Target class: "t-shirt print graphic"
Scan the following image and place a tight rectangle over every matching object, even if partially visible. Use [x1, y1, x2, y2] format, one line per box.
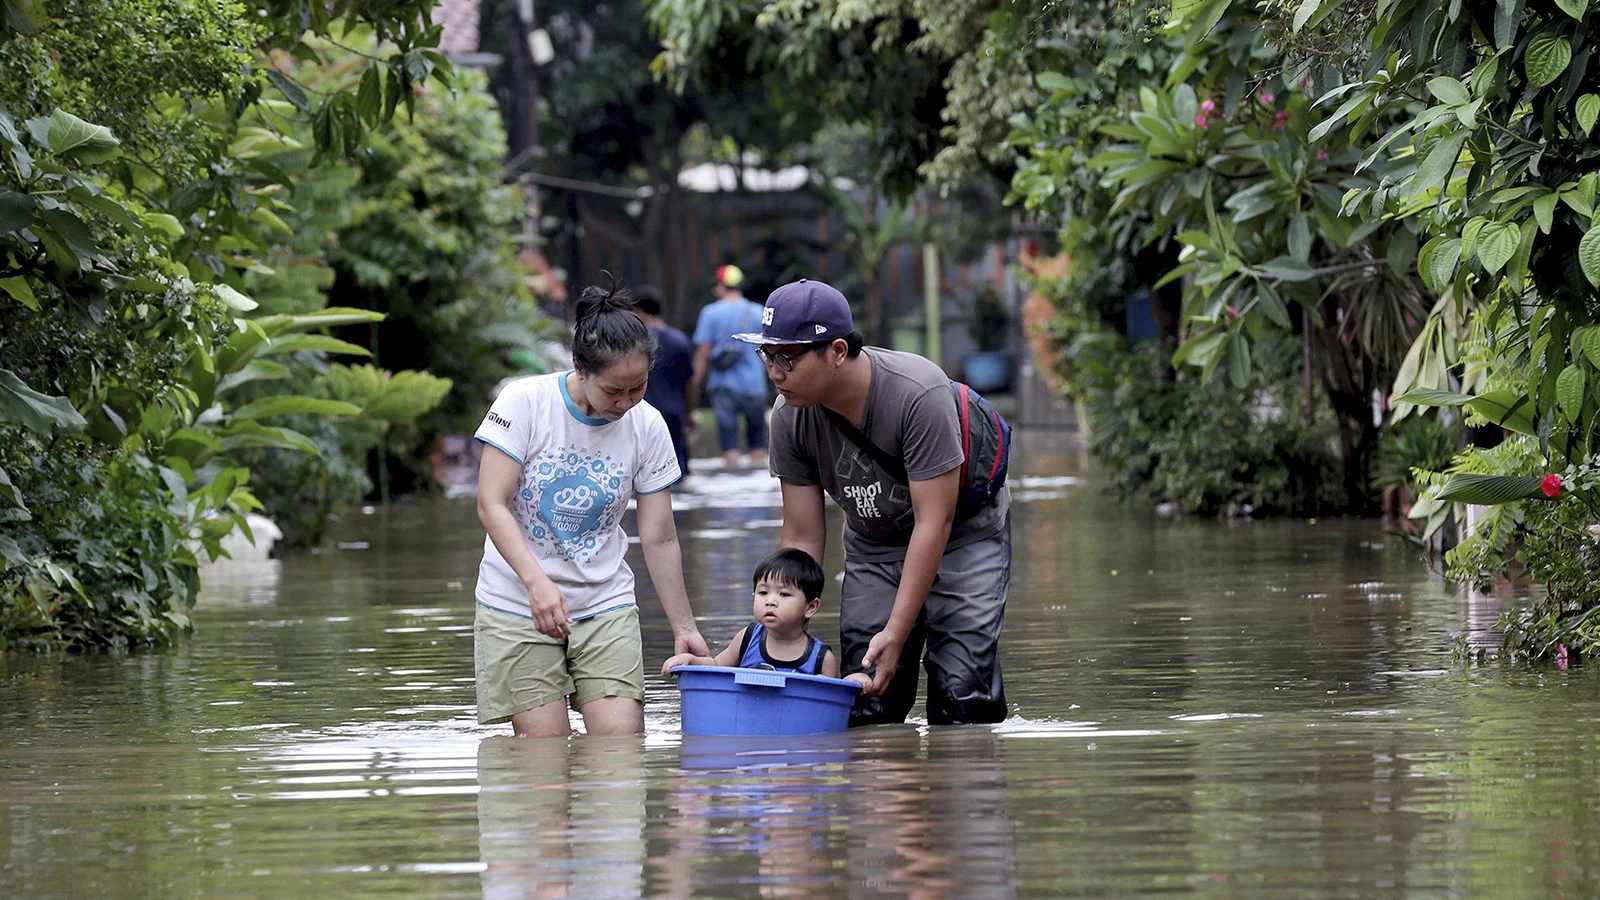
[833, 443, 908, 521]
[518, 444, 625, 562]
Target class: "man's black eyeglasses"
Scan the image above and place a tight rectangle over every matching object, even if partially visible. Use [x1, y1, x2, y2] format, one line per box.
[756, 343, 823, 371]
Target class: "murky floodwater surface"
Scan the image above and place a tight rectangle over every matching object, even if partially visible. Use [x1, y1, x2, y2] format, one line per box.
[3, 433, 1596, 898]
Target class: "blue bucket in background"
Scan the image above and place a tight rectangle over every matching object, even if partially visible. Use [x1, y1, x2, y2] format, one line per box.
[673, 666, 861, 736]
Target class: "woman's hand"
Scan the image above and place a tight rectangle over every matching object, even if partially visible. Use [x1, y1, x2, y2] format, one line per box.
[659, 652, 700, 677]
[524, 575, 572, 639]
[673, 629, 711, 658]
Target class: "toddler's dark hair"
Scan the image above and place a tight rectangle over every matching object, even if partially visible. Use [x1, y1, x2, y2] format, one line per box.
[572, 272, 655, 374]
[752, 547, 825, 603]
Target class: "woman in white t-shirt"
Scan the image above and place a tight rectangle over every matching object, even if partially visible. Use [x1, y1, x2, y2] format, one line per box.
[473, 280, 710, 737]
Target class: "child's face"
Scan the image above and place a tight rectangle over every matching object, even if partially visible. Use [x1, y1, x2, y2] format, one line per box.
[751, 576, 818, 632]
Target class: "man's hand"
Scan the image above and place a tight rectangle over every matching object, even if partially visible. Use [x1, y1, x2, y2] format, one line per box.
[525, 577, 571, 639]
[842, 673, 873, 690]
[859, 629, 907, 697]
[674, 629, 711, 658]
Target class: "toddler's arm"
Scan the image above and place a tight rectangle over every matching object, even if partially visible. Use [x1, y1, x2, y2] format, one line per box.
[823, 649, 870, 687]
[660, 627, 747, 677]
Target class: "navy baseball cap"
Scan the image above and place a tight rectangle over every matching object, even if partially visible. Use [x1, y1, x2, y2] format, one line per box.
[733, 279, 854, 345]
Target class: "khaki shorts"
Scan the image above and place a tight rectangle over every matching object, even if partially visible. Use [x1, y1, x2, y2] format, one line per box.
[474, 603, 645, 724]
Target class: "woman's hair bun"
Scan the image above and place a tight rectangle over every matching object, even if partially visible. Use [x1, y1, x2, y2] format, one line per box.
[574, 271, 635, 324]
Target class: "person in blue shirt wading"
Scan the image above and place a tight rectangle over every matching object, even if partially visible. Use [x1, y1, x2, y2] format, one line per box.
[691, 264, 769, 469]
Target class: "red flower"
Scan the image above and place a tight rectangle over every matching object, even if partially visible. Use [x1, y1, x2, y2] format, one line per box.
[1542, 474, 1562, 498]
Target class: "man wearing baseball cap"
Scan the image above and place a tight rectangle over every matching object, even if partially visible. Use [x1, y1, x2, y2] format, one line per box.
[691, 264, 769, 468]
[736, 278, 1011, 726]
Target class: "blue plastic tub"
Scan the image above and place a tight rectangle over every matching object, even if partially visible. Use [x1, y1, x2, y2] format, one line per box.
[672, 665, 862, 736]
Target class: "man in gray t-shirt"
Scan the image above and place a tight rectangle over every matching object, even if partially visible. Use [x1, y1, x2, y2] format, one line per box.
[733, 279, 1010, 726]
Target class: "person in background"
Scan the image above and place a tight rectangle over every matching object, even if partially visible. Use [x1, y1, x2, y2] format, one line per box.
[473, 278, 709, 738]
[691, 264, 769, 469]
[633, 286, 694, 485]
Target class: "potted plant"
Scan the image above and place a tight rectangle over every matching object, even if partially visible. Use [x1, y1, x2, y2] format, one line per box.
[961, 284, 1012, 392]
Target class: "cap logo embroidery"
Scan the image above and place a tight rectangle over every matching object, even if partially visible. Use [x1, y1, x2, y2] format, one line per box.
[814, 324, 827, 334]
[762, 307, 775, 326]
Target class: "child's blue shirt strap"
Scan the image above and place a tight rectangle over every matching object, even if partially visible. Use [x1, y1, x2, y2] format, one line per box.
[736, 622, 827, 675]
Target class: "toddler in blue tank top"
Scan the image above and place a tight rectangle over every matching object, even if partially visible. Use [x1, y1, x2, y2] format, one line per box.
[662, 548, 870, 684]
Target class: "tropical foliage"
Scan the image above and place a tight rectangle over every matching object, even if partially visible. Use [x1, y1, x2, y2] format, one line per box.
[0, 1, 470, 649]
[650, 0, 1600, 660]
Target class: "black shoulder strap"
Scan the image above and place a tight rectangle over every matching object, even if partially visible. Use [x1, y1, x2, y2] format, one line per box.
[737, 623, 758, 661]
[820, 407, 909, 485]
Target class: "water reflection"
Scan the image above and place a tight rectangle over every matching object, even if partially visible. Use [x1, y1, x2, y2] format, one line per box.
[10, 432, 1600, 896]
[477, 736, 647, 898]
[843, 728, 1016, 900]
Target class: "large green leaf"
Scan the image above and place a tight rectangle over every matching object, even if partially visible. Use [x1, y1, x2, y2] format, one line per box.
[1475, 222, 1519, 274]
[1173, 329, 1226, 368]
[44, 110, 120, 164]
[1258, 256, 1316, 281]
[1226, 333, 1251, 388]
[215, 359, 289, 396]
[36, 208, 99, 268]
[1555, 0, 1589, 19]
[1533, 192, 1559, 233]
[1419, 237, 1462, 291]
[1035, 71, 1072, 93]
[216, 423, 321, 456]
[279, 307, 385, 333]
[1254, 281, 1291, 328]
[1578, 94, 1600, 137]
[1580, 226, 1600, 287]
[1525, 33, 1572, 89]
[0, 190, 34, 232]
[0, 463, 23, 510]
[1395, 389, 1472, 407]
[259, 334, 371, 357]
[265, 69, 311, 113]
[229, 395, 362, 421]
[1426, 76, 1470, 106]
[1, 0, 49, 35]
[1582, 329, 1600, 370]
[1409, 132, 1467, 197]
[1556, 365, 1586, 423]
[1435, 474, 1548, 505]
[0, 275, 36, 310]
[361, 371, 453, 423]
[1287, 214, 1312, 262]
[209, 284, 258, 312]
[1465, 390, 1537, 435]
[0, 368, 86, 435]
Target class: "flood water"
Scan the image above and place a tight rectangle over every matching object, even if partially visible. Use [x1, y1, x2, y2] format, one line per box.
[4, 430, 1597, 898]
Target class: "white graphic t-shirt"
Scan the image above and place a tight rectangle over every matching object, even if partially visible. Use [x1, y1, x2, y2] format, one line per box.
[473, 372, 681, 620]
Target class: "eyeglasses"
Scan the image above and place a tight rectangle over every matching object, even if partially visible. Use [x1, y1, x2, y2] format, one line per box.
[756, 343, 821, 371]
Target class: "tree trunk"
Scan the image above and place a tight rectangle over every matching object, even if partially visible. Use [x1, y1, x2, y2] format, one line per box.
[1315, 324, 1382, 516]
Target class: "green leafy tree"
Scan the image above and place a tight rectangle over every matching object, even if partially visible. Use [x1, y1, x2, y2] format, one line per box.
[0, 1, 463, 649]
